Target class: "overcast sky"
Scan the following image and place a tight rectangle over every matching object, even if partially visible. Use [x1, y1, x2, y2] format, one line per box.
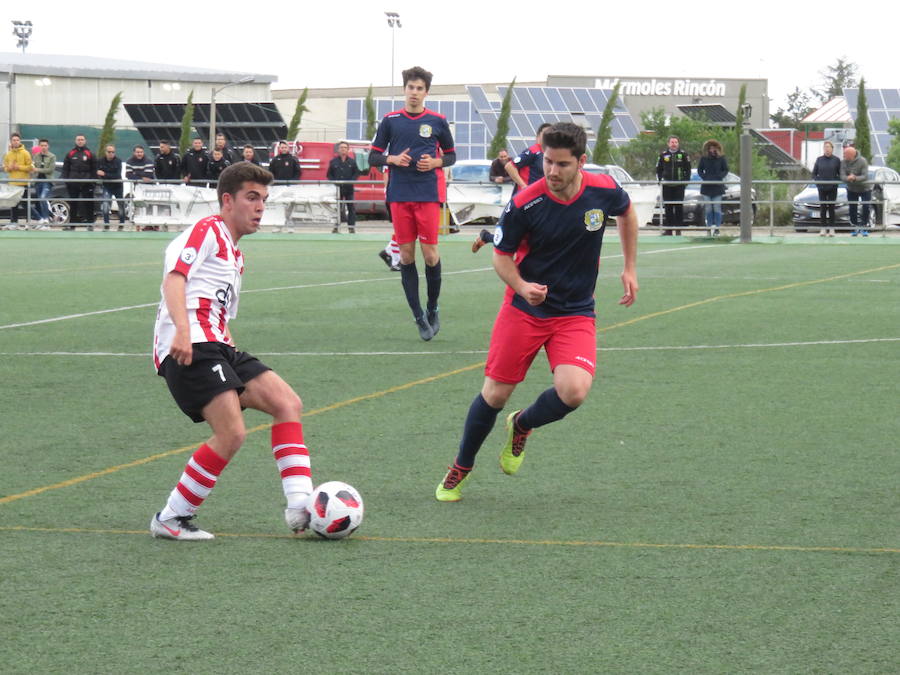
[7, 0, 894, 114]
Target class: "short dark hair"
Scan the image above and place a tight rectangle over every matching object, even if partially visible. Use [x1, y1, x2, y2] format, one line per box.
[133, 144, 145, 151]
[541, 122, 587, 158]
[536, 123, 552, 136]
[10, 132, 21, 140]
[160, 139, 171, 145]
[38, 138, 49, 144]
[243, 144, 255, 151]
[402, 66, 433, 91]
[217, 162, 273, 206]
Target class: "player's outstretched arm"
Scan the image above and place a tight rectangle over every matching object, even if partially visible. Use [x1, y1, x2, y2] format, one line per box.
[616, 206, 639, 307]
[162, 271, 194, 365]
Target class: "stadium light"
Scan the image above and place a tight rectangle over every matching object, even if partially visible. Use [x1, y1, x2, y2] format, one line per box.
[12, 20, 32, 54]
[385, 12, 402, 88]
[210, 76, 255, 150]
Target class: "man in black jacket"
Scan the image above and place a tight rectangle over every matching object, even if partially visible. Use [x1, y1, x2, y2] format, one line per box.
[655, 136, 691, 235]
[268, 140, 301, 183]
[181, 137, 210, 185]
[154, 141, 181, 182]
[62, 134, 96, 227]
[207, 149, 231, 183]
[96, 144, 126, 229]
[812, 141, 841, 237]
[327, 141, 361, 233]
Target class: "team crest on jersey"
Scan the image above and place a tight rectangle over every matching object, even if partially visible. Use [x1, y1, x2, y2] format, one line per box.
[663, 156, 671, 162]
[584, 209, 605, 231]
[180, 247, 198, 265]
[419, 124, 432, 138]
[493, 225, 503, 246]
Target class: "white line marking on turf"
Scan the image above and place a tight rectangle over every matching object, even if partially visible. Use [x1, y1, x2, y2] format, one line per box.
[4, 337, 897, 358]
[0, 245, 715, 331]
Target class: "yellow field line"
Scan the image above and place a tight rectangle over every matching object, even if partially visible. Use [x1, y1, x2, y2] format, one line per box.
[0, 362, 485, 505]
[3, 261, 896, 506]
[1, 526, 896, 555]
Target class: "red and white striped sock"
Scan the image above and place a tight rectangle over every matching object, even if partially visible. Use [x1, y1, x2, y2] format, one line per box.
[159, 443, 228, 519]
[387, 238, 401, 266]
[272, 422, 312, 508]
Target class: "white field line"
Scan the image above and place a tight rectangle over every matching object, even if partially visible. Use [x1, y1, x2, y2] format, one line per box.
[4, 337, 898, 358]
[0, 244, 714, 331]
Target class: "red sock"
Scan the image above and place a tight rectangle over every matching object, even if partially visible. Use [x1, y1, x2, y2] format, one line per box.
[272, 422, 312, 508]
[161, 443, 228, 519]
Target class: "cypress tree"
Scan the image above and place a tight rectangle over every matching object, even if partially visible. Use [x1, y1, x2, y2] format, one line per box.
[488, 78, 516, 159]
[592, 82, 621, 164]
[854, 78, 872, 161]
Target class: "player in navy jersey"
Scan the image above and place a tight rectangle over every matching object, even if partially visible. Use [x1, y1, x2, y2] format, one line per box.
[149, 163, 315, 540]
[369, 66, 456, 341]
[506, 123, 552, 195]
[436, 122, 639, 502]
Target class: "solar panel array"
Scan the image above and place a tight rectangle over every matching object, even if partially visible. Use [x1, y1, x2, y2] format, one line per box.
[842, 88, 900, 166]
[125, 102, 287, 160]
[344, 86, 640, 160]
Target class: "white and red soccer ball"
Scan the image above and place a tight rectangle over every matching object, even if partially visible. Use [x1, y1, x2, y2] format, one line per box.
[308, 481, 364, 539]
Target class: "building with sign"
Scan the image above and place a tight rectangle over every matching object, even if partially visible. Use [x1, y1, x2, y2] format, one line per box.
[273, 75, 769, 160]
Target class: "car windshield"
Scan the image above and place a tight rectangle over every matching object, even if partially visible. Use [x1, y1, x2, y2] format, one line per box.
[451, 164, 491, 183]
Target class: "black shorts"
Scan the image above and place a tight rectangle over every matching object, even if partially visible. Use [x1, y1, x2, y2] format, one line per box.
[158, 342, 271, 422]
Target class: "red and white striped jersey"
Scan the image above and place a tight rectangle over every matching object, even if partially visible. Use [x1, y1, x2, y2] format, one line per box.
[153, 215, 244, 370]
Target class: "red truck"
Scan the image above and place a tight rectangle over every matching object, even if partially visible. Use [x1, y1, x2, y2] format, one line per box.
[270, 140, 387, 217]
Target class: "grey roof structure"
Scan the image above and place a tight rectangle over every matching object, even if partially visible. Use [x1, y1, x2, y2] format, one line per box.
[677, 103, 736, 125]
[0, 52, 275, 84]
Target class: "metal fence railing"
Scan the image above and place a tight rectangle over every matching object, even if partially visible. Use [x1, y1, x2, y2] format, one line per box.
[3, 176, 899, 237]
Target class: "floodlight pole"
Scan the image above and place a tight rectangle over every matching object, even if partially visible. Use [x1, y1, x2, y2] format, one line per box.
[209, 76, 254, 150]
[385, 12, 402, 88]
[739, 103, 753, 243]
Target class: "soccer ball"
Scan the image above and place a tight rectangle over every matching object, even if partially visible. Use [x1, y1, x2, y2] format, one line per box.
[308, 481, 364, 539]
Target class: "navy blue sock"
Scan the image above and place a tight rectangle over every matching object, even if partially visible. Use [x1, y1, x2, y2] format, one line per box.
[399, 262, 423, 318]
[425, 260, 442, 312]
[515, 387, 576, 431]
[455, 393, 503, 468]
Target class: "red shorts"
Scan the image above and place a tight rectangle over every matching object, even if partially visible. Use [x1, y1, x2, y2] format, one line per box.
[390, 202, 440, 245]
[484, 302, 597, 384]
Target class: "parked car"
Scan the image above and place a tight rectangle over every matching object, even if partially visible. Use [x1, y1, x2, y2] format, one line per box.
[651, 171, 756, 226]
[792, 166, 900, 231]
[583, 163, 639, 187]
[446, 159, 512, 226]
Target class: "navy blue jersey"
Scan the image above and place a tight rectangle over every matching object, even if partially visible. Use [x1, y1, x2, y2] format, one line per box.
[494, 172, 631, 318]
[511, 142, 544, 194]
[372, 108, 454, 203]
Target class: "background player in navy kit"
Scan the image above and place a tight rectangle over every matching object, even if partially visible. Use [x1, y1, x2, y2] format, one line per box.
[149, 162, 314, 540]
[506, 123, 551, 194]
[369, 66, 456, 341]
[435, 122, 639, 502]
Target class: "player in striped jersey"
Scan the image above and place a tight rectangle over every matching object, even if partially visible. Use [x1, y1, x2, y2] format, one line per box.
[150, 162, 314, 541]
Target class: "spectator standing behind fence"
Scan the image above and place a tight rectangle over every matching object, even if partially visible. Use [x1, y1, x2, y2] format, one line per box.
[656, 135, 691, 236]
[489, 149, 512, 183]
[327, 141, 361, 234]
[3, 133, 33, 229]
[30, 139, 55, 228]
[182, 137, 210, 185]
[812, 141, 840, 237]
[126, 145, 155, 183]
[840, 144, 871, 237]
[213, 133, 241, 164]
[241, 145, 260, 165]
[269, 140, 302, 184]
[697, 139, 728, 237]
[207, 149, 231, 183]
[97, 144, 127, 230]
[61, 134, 96, 229]
[154, 141, 181, 182]
[126, 145, 155, 232]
